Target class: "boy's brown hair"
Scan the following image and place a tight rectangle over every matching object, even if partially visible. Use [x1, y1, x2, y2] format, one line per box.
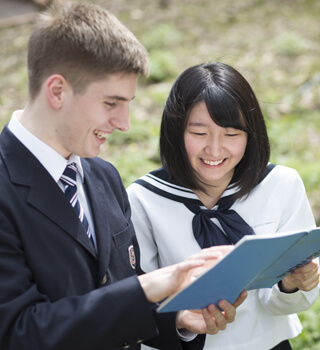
[27, 1, 149, 99]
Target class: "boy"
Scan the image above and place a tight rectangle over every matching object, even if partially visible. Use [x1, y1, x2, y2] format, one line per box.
[0, 3, 245, 349]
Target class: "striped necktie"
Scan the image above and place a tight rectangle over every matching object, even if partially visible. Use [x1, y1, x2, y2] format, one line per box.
[60, 163, 94, 246]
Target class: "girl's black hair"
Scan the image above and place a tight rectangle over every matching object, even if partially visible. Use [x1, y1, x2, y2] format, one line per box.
[160, 62, 270, 199]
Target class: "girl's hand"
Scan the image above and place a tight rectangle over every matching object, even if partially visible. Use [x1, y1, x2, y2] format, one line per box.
[280, 259, 319, 293]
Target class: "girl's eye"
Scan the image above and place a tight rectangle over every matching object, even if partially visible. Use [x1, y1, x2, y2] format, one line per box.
[189, 130, 206, 136]
[225, 128, 244, 137]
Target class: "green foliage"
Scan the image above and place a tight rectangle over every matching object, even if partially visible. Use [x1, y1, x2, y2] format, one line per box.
[147, 50, 178, 83]
[141, 23, 182, 51]
[110, 140, 160, 187]
[146, 82, 172, 107]
[290, 298, 320, 349]
[1, 1, 320, 348]
[272, 32, 310, 57]
[140, 23, 182, 83]
[105, 111, 161, 187]
[268, 109, 320, 224]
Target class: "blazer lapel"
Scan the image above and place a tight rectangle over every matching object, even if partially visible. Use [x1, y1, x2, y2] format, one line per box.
[0, 126, 97, 258]
[28, 177, 97, 258]
[82, 160, 112, 281]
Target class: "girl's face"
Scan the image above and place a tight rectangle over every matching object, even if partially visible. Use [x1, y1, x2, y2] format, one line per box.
[184, 101, 248, 192]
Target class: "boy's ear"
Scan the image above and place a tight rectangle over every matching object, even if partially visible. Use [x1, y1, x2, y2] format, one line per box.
[45, 74, 68, 109]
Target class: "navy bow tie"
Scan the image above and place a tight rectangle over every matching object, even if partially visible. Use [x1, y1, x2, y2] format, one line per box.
[185, 196, 255, 248]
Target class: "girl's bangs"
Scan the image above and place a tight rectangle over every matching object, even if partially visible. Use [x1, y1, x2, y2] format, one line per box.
[204, 85, 247, 131]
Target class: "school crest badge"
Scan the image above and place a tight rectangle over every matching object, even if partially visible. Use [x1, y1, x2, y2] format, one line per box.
[128, 245, 136, 269]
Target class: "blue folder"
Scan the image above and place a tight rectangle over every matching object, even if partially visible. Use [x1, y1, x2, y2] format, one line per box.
[157, 228, 320, 313]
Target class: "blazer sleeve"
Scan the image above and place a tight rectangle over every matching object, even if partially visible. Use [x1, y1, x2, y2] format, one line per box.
[0, 155, 183, 350]
[0, 208, 169, 349]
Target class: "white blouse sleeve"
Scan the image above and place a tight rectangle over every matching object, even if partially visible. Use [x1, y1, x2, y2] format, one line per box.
[257, 167, 319, 315]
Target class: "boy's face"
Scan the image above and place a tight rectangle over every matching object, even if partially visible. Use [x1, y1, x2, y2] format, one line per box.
[55, 72, 138, 159]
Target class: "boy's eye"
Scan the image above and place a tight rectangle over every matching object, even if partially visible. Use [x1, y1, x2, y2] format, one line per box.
[105, 102, 116, 107]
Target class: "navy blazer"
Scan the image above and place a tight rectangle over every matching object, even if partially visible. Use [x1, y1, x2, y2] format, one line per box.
[0, 125, 195, 350]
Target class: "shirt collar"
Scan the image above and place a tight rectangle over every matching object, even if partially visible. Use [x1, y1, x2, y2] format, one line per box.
[8, 110, 84, 183]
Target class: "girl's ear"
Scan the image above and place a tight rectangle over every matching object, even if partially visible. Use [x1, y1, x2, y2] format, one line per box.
[45, 74, 68, 109]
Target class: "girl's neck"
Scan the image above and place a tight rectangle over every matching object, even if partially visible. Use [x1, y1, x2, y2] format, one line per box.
[194, 186, 226, 210]
[194, 173, 234, 209]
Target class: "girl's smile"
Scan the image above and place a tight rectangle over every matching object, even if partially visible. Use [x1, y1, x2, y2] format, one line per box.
[184, 101, 247, 197]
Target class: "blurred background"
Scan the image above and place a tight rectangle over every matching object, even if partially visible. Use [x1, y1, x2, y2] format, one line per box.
[1, 0, 320, 348]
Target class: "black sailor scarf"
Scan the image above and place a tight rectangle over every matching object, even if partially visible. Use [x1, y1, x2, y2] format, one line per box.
[134, 164, 276, 249]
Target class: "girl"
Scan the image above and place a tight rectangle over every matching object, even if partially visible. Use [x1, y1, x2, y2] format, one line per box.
[127, 62, 319, 350]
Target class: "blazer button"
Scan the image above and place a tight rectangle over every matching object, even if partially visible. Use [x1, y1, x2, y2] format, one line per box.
[122, 342, 130, 349]
[101, 274, 107, 285]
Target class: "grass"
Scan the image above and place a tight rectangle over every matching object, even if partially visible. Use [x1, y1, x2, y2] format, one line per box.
[1, 0, 320, 348]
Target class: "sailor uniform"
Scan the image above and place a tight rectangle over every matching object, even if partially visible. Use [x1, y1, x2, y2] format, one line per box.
[127, 164, 319, 350]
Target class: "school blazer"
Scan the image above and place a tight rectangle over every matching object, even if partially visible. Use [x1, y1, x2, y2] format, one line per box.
[0, 125, 190, 350]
